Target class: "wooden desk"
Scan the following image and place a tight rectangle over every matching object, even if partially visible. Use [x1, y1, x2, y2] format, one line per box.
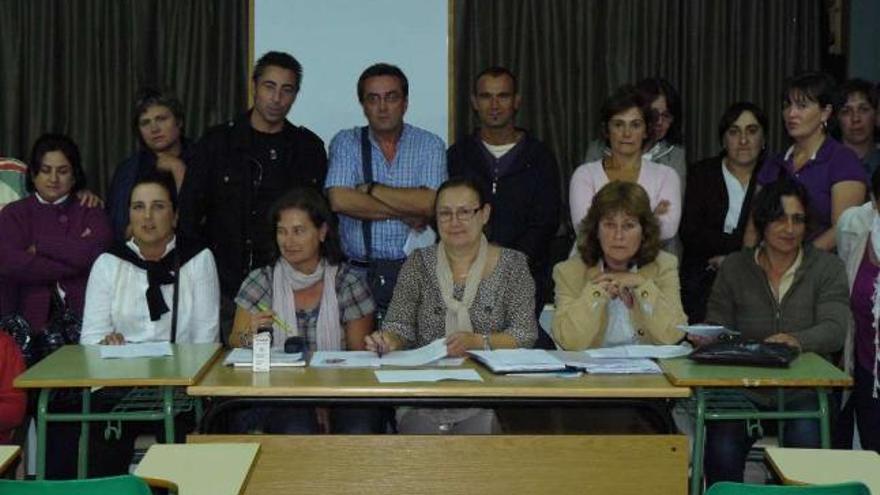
[660, 353, 852, 495]
[765, 448, 880, 493]
[134, 443, 259, 495]
[190, 434, 688, 495]
[14, 343, 221, 479]
[0, 446, 20, 475]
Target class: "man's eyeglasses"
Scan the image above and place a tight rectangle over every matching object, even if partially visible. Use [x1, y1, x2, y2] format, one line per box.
[436, 206, 483, 223]
[364, 92, 403, 105]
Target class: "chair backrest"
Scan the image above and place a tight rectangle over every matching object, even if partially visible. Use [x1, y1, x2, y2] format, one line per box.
[706, 482, 871, 495]
[0, 474, 152, 494]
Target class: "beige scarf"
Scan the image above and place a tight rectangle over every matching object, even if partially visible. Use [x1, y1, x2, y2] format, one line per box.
[272, 258, 341, 351]
[435, 235, 489, 336]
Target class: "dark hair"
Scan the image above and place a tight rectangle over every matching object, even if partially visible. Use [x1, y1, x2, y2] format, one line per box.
[636, 77, 683, 145]
[268, 187, 344, 265]
[130, 171, 178, 211]
[782, 71, 836, 110]
[435, 176, 488, 208]
[577, 181, 661, 267]
[751, 178, 812, 243]
[599, 85, 657, 149]
[473, 66, 518, 95]
[836, 78, 878, 112]
[357, 63, 409, 103]
[717, 101, 769, 153]
[26, 133, 87, 195]
[132, 88, 185, 148]
[253, 51, 303, 93]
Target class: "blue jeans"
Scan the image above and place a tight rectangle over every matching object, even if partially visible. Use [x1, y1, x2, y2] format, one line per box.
[704, 391, 824, 487]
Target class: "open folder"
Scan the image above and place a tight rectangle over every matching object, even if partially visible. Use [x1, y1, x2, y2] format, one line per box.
[223, 348, 306, 367]
[468, 349, 567, 374]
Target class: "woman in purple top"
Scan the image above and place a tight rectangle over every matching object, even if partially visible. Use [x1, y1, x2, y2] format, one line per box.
[0, 134, 112, 338]
[755, 72, 867, 251]
[835, 171, 880, 452]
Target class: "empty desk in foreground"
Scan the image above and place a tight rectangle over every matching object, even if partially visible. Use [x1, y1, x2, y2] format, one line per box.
[765, 447, 880, 493]
[135, 442, 259, 495]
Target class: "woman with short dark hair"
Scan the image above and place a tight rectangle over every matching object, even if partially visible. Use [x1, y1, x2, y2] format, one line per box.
[554, 181, 686, 350]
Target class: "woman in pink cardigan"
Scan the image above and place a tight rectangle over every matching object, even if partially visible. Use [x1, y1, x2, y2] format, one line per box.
[0, 134, 111, 341]
[570, 85, 681, 242]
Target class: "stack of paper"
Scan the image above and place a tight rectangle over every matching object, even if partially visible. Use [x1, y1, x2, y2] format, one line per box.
[468, 349, 567, 374]
[558, 355, 662, 374]
[98, 342, 174, 359]
[223, 348, 305, 367]
[581, 344, 692, 359]
[311, 338, 449, 368]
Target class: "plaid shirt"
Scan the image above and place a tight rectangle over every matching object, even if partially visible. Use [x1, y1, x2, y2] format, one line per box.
[234, 263, 375, 351]
[324, 124, 447, 260]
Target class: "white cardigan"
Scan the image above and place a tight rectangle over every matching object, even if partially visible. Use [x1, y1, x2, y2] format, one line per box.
[80, 238, 220, 345]
[836, 201, 874, 379]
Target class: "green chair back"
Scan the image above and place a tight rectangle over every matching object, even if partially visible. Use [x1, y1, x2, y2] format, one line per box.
[0, 474, 152, 494]
[706, 482, 870, 495]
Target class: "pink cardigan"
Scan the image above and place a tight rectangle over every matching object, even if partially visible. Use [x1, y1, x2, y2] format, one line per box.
[569, 158, 681, 241]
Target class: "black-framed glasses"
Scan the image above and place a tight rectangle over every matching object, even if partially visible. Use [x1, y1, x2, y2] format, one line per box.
[436, 206, 483, 223]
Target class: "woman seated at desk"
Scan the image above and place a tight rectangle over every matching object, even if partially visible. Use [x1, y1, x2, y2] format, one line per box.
[79, 171, 219, 476]
[702, 178, 849, 486]
[366, 177, 537, 434]
[228, 187, 381, 434]
[553, 181, 686, 350]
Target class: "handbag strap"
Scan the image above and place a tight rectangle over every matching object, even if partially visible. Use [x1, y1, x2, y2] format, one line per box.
[360, 126, 373, 262]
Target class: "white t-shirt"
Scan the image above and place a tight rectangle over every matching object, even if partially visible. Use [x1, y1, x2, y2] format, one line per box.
[721, 161, 749, 234]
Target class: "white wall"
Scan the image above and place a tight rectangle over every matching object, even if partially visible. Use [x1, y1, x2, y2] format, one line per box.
[254, 0, 449, 147]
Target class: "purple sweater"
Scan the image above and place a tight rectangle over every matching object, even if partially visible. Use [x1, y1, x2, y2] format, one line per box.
[0, 195, 111, 333]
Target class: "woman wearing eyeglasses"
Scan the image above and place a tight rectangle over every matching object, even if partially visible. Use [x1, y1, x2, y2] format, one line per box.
[366, 176, 537, 434]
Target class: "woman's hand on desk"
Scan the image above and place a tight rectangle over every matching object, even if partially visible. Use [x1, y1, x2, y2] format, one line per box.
[365, 331, 401, 355]
[445, 332, 480, 357]
[765, 333, 801, 351]
[100, 331, 126, 345]
[249, 310, 275, 333]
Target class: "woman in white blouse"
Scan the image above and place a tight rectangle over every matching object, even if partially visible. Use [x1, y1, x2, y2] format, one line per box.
[81, 173, 220, 345]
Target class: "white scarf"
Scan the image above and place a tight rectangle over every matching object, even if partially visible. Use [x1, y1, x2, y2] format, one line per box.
[869, 212, 880, 398]
[435, 235, 489, 336]
[271, 258, 341, 351]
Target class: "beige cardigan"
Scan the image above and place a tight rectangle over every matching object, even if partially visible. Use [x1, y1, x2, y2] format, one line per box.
[551, 251, 687, 350]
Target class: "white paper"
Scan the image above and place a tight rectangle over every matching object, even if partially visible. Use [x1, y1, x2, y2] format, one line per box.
[677, 324, 740, 338]
[378, 338, 448, 367]
[432, 357, 466, 367]
[581, 344, 692, 359]
[552, 352, 663, 374]
[223, 348, 305, 367]
[467, 349, 567, 373]
[374, 369, 483, 383]
[403, 226, 437, 256]
[506, 371, 584, 378]
[310, 351, 381, 368]
[98, 342, 173, 359]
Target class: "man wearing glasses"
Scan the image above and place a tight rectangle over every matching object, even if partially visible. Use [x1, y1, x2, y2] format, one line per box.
[447, 67, 561, 333]
[326, 63, 447, 318]
[179, 51, 327, 342]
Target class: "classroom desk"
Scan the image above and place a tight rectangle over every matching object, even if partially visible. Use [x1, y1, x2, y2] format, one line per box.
[14, 343, 221, 480]
[134, 443, 259, 495]
[0, 446, 20, 475]
[188, 356, 691, 431]
[764, 447, 880, 493]
[659, 353, 852, 495]
[189, 434, 688, 495]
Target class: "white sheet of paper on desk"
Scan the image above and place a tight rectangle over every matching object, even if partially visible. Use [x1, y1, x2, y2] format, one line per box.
[468, 349, 567, 373]
[98, 342, 173, 359]
[310, 351, 380, 368]
[581, 344, 692, 359]
[677, 324, 740, 338]
[432, 357, 466, 367]
[374, 369, 483, 383]
[223, 348, 305, 367]
[379, 338, 448, 367]
[554, 353, 662, 374]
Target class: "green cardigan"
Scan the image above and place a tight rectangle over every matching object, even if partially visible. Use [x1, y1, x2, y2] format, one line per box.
[706, 245, 849, 356]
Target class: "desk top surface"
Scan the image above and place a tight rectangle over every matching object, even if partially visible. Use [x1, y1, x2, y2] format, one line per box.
[134, 443, 259, 495]
[659, 353, 852, 387]
[187, 354, 690, 399]
[0, 446, 20, 473]
[765, 447, 880, 492]
[14, 343, 222, 388]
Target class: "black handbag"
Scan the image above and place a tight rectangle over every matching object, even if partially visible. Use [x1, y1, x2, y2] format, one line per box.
[689, 339, 800, 368]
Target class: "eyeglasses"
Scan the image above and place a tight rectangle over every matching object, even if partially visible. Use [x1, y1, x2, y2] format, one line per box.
[436, 206, 482, 223]
[364, 92, 403, 105]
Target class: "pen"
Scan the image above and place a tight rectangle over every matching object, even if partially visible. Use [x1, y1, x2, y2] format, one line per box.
[256, 303, 293, 334]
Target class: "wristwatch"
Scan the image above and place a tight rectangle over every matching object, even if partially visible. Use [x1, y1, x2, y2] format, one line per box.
[482, 334, 491, 351]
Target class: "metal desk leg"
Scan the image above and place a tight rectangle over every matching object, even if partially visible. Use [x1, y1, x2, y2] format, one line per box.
[818, 387, 830, 448]
[35, 389, 50, 480]
[777, 388, 785, 445]
[162, 386, 175, 443]
[77, 388, 91, 479]
[690, 387, 706, 495]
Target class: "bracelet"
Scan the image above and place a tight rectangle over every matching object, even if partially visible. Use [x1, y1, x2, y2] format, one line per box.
[482, 334, 491, 351]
